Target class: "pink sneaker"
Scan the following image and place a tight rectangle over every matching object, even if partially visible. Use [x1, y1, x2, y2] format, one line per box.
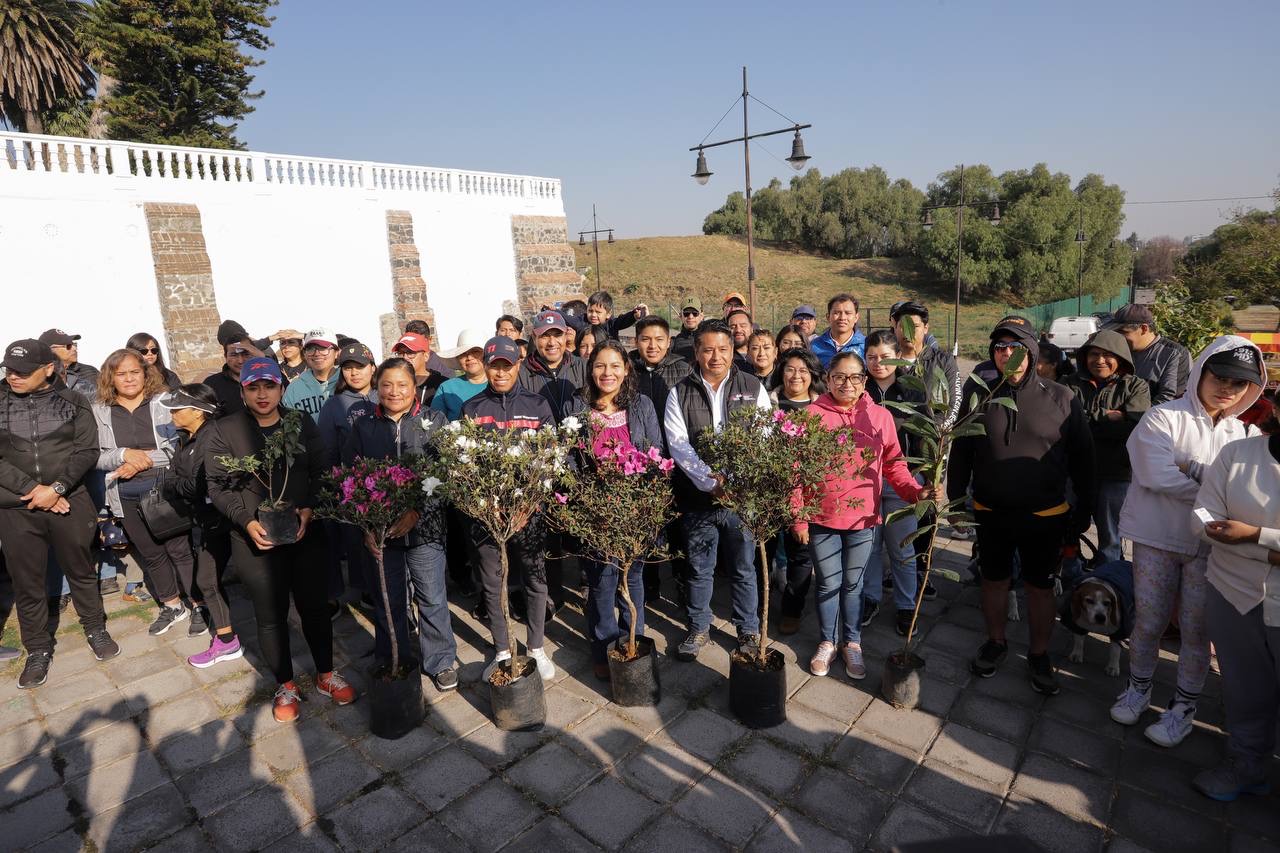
[842, 643, 866, 680]
[810, 641, 837, 677]
[188, 635, 243, 669]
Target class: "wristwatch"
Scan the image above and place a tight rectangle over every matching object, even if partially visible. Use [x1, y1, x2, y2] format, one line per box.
[51, 481, 67, 496]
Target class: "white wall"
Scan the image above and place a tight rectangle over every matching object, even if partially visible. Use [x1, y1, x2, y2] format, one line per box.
[0, 133, 566, 369]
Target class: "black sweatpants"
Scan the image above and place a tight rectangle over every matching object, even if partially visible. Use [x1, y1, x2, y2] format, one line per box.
[471, 516, 547, 651]
[118, 497, 194, 604]
[192, 516, 233, 632]
[230, 525, 333, 684]
[0, 491, 104, 653]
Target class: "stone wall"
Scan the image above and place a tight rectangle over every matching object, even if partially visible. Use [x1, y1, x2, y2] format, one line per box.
[141, 203, 223, 381]
[386, 210, 436, 353]
[510, 215, 583, 317]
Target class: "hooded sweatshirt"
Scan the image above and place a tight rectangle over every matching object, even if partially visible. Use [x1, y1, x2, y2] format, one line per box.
[946, 318, 1096, 529]
[1063, 330, 1151, 482]
[316, 387, 377, 466]
[1119, 334, 1264, 556]
[793, 392, 922, 536]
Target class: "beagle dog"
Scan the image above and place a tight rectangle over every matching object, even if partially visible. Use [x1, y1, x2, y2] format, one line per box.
[1060, 560, 1134, 678]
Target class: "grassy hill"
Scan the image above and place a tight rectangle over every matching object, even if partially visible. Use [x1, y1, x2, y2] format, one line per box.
[572, 235, 1011, 359]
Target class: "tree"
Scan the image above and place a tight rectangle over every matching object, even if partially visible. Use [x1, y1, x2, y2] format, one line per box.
[83, 0, 274, 148]
[1178, 199, 1280, 306]
[0, 0, 94, 133]
[1134, 236, 1186, 285]
[1152, 278, 1232, 355]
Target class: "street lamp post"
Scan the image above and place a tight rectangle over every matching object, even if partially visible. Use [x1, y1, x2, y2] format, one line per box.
[1076, 204, 1087, 314]
[920, 164, 1001, 356]
[688, 66, 812, 318]
[577, 203, 614, 291]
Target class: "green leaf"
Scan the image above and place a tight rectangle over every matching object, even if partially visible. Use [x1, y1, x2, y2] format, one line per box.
[950, 421, 987, 439]
[885, 506, 914, 525]
[967, 372, 990, 392]
[1003, 348, 1027, 378]
[898, 523, 937, 550]
[897, 374, 927, 393]
[901, 420, 940, 440]
[931, 568, 962, 583]
[882, 400, 922, 416]
[989, 396, 1019, 411]
[912, 499, 932, 520]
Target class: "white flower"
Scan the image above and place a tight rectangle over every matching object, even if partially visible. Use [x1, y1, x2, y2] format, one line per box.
[422, 476, 442, 496]
[514, 488, 523, 498]
[458, 453, 471, 465]
[524, 429, 538, 438]
[506, 446, 523, 458]
[444, 421, 462, 433]
[477, 498, 486, 508]
[542, 478, 553, 490]
[553, 460, 566, 473]
[760, 425, 775, 437]
[561, 415, 582, 434]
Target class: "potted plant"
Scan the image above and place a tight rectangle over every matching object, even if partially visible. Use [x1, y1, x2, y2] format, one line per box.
[430, 418, 573, 731]
[549, 426, 676, 706]
[215, 408, 305, 544]
[698, 407, 856, 728]
[316, 456, 430, 738]
[878, 326, 1025, 709]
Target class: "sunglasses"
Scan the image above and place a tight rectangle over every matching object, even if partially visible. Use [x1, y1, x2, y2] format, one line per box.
[682, 310, 701, 318]
[139, 347, 160, 355]
[992, 341, 1026, 353]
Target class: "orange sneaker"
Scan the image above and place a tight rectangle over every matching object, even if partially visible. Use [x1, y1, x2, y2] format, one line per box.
[273, 681, 301, 723]
[315, 670, 356, 705]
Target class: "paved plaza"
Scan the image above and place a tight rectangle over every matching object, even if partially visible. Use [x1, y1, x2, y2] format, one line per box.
[2, 532, 1276, 852]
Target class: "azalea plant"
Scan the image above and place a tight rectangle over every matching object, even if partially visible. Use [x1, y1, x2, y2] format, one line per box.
[549, 422, 676, 661]
[698, 407, 865, 668]
[316, 455, 430, 677]
[215, 408, 305, 510]
[429, 417, 575, 683]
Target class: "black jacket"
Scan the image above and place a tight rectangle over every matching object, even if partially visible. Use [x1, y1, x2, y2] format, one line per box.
[866, 374, 927, 459]
[462, 385, 556, 432]
[169, 424, 218, 523]
[0, 384, 99, 508]
[906, 343, 961, 427]
[630, 350, 692, 438]
[1062, 330, 1152, 482]
[672, 328, 697, 361]
[204, 408, 327, 533]
[204, 366, 245, 417]
[517, 351, 586, 422]
[343, 402, 448, 547]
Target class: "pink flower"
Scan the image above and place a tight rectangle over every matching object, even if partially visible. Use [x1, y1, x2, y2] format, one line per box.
[646, 446, 661, 462]
[355, 503, 369, 515]
[836, 433, 848, 446]
[369, 489, 386, 503]
[772, 409, 787, 423]
[386, 465, 415, 486]
[363, 475, 378, 491]
[340, 477, 357, 501]
[781, 420, 805, 437]
[659, 458, 675, 474]
[555, 492, 568, 504]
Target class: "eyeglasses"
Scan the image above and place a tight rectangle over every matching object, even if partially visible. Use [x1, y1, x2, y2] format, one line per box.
[992, 341, 1026, 353]
[139, 347, 159, 355]
[829, 372, 867, 386]
[682, 310, 701, 318]
[782, 367, 811, 376]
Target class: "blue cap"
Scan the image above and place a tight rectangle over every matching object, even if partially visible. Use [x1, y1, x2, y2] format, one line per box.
[482, 336, 521, 365]
[239, 356, 283, 386]
[791, 305, 817, 319]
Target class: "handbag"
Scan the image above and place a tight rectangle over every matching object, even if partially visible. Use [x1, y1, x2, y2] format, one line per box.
[138, 453, 193, 541]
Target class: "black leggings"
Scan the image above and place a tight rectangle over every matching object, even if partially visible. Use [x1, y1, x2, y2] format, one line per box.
[230, 526, 333, 684]
[119, 497, 194, 603]
[193, 517, 233, 632]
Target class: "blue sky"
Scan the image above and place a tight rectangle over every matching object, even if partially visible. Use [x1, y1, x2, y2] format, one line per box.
[240, 0, 1279, 242]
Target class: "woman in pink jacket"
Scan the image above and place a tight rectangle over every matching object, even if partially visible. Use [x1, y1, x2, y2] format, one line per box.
[795, 351, 935, 680]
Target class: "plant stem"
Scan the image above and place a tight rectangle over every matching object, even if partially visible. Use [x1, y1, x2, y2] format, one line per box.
[498, 540, 519, 677]
[372, 528, 399, 674]
[900, 466, 945, 661]
[757, 540, 770, 668]
[616, 555, 638, 660]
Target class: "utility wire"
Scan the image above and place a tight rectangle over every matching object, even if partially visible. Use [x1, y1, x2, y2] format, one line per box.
[1123, 195, 1274, 206]
[697, 96, 743, 147]
[747, 94, 799, 127]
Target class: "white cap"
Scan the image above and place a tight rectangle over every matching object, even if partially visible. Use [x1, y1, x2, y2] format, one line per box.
[441, 328, 489, 359]
[302, 327, 338, 349]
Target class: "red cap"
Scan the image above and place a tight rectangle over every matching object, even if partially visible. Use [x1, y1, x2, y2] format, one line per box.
[393, 333, 429, 353]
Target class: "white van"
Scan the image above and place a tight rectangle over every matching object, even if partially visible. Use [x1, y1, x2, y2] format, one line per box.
[1046, 315, 1100, 354]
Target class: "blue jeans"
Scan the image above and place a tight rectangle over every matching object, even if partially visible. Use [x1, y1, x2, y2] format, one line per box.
[584, 557, 646, 664]
[367, 540, 457, 674]
[865, 485, 919, 611]
[809, 525, 875, 645]
[683, 508, 758, 635]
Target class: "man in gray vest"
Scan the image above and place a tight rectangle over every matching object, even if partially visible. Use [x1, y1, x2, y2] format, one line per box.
[664, 319, 771, 662]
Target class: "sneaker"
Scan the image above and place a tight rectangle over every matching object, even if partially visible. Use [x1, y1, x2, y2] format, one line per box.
[57, 594, 71, 613]
[99, 577, 121, 596]
[122, 585, 153, 604]
[315, 670, 356, 705]
[187, 635, 243, 669]
[18, 651, 52, 688]
[1192, 758, 1271, 802]
[810, 641, 836, 676]
[950, 526, 974, 541]
[860, 599, 880, 628]
[85, 629, 120, 661]
[675, 630, 710, 662]
[188, 605, 209, 637]
[842, 643, 867, 680]
[273, 681, 301, 723]
[1109, 683, 1152, 725]
[779, 613, 802, 635]
[431, 667, 459, 692]
[970, 640, 1008, 677]
[528, 648, 556, 681]
[1145, 702, 1195, 748]
[895, 609, 914, 637]
[483, 651, 512, 681]
[736, 633, 761, 656]
[1027, 653, 1060, 696]
[147, 604, 189, 636]
[919, 577, 937, 601]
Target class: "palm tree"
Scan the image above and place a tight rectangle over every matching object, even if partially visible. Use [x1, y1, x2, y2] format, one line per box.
[0, 0, 93, 134]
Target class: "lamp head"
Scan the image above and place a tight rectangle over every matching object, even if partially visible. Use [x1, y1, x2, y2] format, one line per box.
[785, 128, 811, 171]
[692, 149, 712, 186]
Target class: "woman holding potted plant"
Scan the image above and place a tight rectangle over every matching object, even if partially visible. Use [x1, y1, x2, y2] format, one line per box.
[343, 357, 458, 692]
[798, 351, 935, 680]
[205, 356, 356, 723]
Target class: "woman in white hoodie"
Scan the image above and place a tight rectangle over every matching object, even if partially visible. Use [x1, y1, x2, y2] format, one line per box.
[1112, 335, 1265, 748]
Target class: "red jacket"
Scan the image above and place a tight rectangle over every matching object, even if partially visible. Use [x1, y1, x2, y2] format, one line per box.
[793, 392, 922, 535]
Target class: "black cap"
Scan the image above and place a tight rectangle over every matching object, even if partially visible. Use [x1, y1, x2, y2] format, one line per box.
[217, 320, 249, 347]
[1112, 304, 1155, 327]
[990, 315, 1036, 342]
[338, 342, 374, 367]
[158, 389, 218, 414]
[1204, 346, 1263, 386]
[890, 301, 929, 323]
[3, 339, 57, 373]
[37, 328, 80, 347]
[483, 336, 522, 365]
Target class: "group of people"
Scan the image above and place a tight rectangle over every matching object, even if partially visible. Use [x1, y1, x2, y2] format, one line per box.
[1, 290, 1276, 804]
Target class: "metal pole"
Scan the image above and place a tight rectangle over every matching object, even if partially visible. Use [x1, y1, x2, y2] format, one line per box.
[952, 164, 964, 357]
[592, 204, 602, 290]
[1077, 205, 1084, 314]
[742, 66, 757, 319]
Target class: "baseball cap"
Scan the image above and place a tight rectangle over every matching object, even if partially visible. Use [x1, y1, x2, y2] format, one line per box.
[1112, 304, 1155, 327]
[3, 339, 57, 373]
[682, 296, 703, 312]
[337, 342, 374, 367]
[723, 291, 747, 306]
[531, 310, 568, 337]
[302, 328, 338, 349]
[239, 356, 283, 386]
[159, 389, 218, 414]
[791, 304, 817, 320]
[37, 328, 80, 347]
[890, 300, 929, 323]
[393, 333, 429, 354]
[217, 320, 250, 347]
[482, 336, 521, 365]
[1204, 346, 1263, 386]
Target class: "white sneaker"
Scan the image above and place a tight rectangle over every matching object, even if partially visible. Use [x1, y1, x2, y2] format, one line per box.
[1110, 683, 1152, 725]
[482, 651, 511, 682]
[1145, 703, 1195, 748]
[528, 647, 556, 681]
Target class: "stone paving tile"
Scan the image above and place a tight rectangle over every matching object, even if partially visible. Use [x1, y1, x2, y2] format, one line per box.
[142, 825, 217, 853]
[0, 753, 60, 808]
[33, 668, 119, 715]
[615, 738, 712, 803]
[950, 690, 1036, 744]
[284, 745, 382, 816]
[902, 758, 1004, 833]
[142, 691, 221, 744]
[0, 719, 51, 768]
[1225, 791, 1280, 842]
[1110, 786, 1228, 853]
[870, 799, 973, 852]
[353, 723, 446, 771]
[560, 774, 661, 850]
[829, 728, 920, 794]
[926, 722, 1021, 788]
[83, 781, 191, 853]
[852, 698, 943, 753]
[0, 693, 41, 734]
[793, 764, 894, 842]
[1027, 715, 1122, 777]
[174, 741, 271, 814]
[505, 740, 600, 806]
[381, 817, 468, 853]
[154, 717, 248, 777]
[622, 810, 731, 852]
[745, 805, 857, 852]
[672, 768, 778, 847]
[1013, 752, 1115, 826]
[328, 784, 425, 850]
[764, 700, 850, 757]
[253, 717, 348, 775]
[993, 794, 1107, 853]
[504, 816, 600, 853]
[67, 747, 171, 813]
[662, 705, 747, 763]
[790, 672, 874, 724]
[1116, 740, 1227, 816]
[543, 684, 602, 730]
[916, 675, 963, 717]
[268, 826, 341, 852]
[1042, 686, 1130, 740]
[203, 781, 314, 852]
[424, 690, 491, 738]
[435, 777, 543, 853]
[565, 706, 653, 768]
[43, 690, 134, 741]
[457, 721, 549, 769]
[5, 787, 76, 850]
[398, 742, 493, 811]
[724, 734, 810, 799]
